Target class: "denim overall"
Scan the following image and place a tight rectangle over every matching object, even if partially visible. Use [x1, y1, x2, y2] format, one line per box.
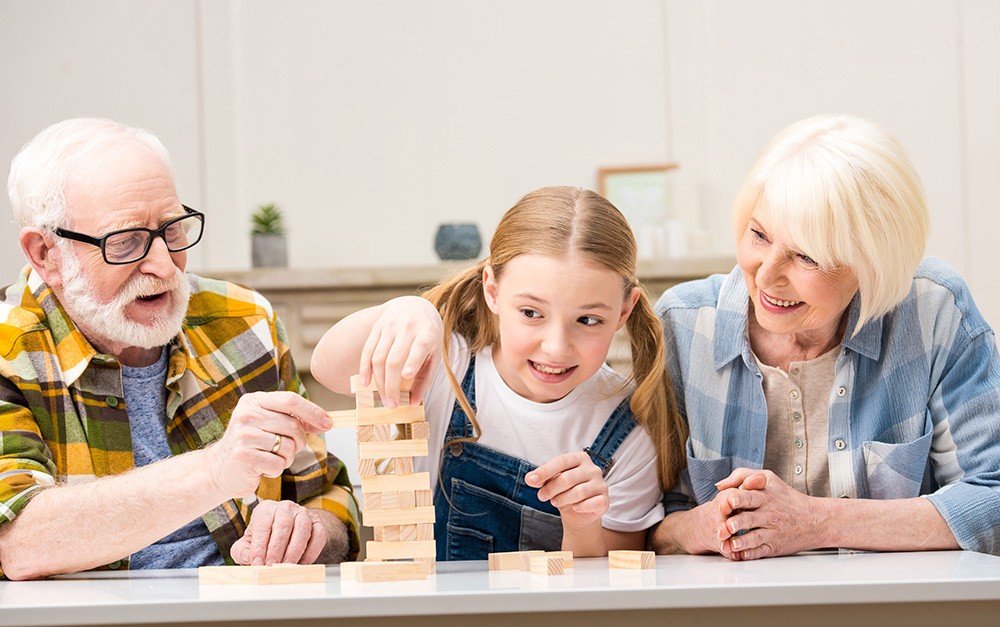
[434, 357, 638, 561]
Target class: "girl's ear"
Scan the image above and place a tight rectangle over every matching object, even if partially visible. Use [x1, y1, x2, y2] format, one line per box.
[482, 265, 500, 314]
[616, 286, 642, 331]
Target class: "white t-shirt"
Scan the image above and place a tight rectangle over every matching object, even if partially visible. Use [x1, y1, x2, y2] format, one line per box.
[418, 335, 665, 532]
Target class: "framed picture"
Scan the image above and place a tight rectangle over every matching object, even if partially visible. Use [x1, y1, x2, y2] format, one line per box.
[597, 163, 678, 228]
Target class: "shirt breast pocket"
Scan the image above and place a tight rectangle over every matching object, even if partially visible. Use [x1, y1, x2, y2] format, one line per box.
[686, 455, 736, 504]
[861, 430, 933, 499]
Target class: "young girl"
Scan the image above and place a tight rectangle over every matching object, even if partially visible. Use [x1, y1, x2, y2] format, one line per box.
[311, 186, 686, 560]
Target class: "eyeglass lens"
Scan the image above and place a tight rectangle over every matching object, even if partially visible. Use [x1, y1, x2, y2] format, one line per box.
[104, 213, 203, 263]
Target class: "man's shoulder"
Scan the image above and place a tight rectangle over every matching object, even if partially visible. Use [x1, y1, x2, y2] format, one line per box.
[185, 273, 276, 322]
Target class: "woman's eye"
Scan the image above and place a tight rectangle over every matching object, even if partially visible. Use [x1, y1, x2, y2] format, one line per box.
[750, 228, 768, 243]
[797, 253, 819, 267]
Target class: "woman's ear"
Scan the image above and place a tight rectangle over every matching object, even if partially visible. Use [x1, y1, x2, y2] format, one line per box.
[616, 286, 642, 331]
[482, 265, 500, 314]
[19, 227, 64, 287]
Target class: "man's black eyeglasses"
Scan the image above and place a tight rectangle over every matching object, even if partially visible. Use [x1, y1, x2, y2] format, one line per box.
[54, 206, 205, 265]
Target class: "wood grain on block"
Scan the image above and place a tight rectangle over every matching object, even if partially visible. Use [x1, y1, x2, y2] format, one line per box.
[357, 458, 378, 477]
[363, 505, 435, 527]
[488, 550, 543, 571]
[529, 554, 565, 576]
[355, 390, 375, 408]
[399, 523, 417, 542]
[340, 560, 429, 583]
[350, 375, 412, 393]
[392, 456, 414, 474]
[415, 523, 434, 541]
[364, 492, 382, 511]
[608, 550, 655, 570]
[398, 490, 416, 509]
[365, 540, 437, 561]
[546, 550, 573, 568]
[362, 472, 431, 493]
[198, 564, 325, 585]
[379, 490, 400, 510]
[327, 409, 356, 429]
[380, 525, 401, 542]
[358, 439, 427, 459]
[409, 421, 431, 440]
[356, 406, 425, 426]
[355, 425, 375, 442]
[415, 489, 433, 507]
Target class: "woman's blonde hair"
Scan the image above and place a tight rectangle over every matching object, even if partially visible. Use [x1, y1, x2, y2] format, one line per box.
[733, 114, 929, 333]
[422, 186, 686, 490]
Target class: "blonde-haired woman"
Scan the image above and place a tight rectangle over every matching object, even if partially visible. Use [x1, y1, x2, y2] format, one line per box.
[653, 114, 1000, 559]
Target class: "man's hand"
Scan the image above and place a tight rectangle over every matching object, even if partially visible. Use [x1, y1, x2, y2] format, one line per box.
[205, 391, 333, 499]
[231, 500, 329, 565]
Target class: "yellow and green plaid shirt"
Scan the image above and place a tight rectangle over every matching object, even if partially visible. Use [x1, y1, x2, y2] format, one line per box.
[0, 266, 360, 573]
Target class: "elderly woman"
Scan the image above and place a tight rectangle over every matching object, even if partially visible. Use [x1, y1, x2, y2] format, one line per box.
[651, 114, 1000, 559]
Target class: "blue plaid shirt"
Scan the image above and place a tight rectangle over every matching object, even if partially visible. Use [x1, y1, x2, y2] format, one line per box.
[656, 257, 1000, 555]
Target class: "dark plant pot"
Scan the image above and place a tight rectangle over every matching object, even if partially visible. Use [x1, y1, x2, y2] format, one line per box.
[252, 234, 288, 268]
[434, 223, 482, 261]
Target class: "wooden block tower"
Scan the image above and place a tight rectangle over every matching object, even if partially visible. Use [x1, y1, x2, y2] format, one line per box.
[329, 376, 436, 581]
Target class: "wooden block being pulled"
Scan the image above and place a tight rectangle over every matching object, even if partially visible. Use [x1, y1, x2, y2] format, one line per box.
[487, 550, 544, 571]
[340, 560, 429, 583]
[198, 564, 325, 585]
[351, 375, 412, 393]
[356, 406, 425, 426]
[608, 550, 656, 570]
[529, 554, 565, 576]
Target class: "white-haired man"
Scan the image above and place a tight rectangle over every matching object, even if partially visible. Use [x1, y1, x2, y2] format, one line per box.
[0, 118, 359, 580]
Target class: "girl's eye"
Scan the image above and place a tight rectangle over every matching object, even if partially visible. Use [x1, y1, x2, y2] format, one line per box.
[520, 308, 542, 319]
[578, 316, 603, 327]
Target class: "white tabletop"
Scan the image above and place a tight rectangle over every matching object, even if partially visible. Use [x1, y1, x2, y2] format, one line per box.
[3, 551, 1000, 627]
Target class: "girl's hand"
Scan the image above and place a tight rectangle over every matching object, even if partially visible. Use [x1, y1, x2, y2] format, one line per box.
[359, 296, 443, 407]
[526, 451, 609, 531]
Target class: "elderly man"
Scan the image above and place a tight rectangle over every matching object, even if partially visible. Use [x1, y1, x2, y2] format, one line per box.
[0, 118, 359, 580]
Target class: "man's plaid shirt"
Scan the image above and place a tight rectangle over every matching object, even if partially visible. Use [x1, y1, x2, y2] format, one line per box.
[0, 266, 360, 572]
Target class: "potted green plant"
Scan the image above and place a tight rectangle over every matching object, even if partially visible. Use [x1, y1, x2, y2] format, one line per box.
[250, 203, 288, 268]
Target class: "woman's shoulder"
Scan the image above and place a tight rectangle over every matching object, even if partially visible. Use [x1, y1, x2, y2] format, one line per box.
[654, 266, 742, 317]
[908, 257, 993, 338]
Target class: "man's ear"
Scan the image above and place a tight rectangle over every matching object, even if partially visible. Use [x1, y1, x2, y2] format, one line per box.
[19, 227, 63, 287]
[482, 265, 500, 314]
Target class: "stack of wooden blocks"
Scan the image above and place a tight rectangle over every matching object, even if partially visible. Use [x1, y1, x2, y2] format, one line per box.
[330, 376, 436, 583]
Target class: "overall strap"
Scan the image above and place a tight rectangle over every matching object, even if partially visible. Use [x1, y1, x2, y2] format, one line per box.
[584, 397, 637, 477]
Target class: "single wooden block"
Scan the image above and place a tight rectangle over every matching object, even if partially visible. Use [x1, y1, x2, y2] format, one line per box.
[608, 550, 655, 570]
[529, 554, 565, 576]
[398, 490, 416, 509]
[409, 420, 431, 440]
[379, 490, 400, 510]
[357, 458, 379, 477]
[351, 375, 412, 393]
[488, 550, 544, 571]
[380, 525, 401, 542]
[358, 439, 427, 459]
[356, 406, 425, 426]
[365, 539, 436, 561]
[198, 564, 325, 585]
[355, 390, 376, 408]
[364, 492, 383, 510]
[362, 472, 431, 494]
[340, 560, 429, 583]
[415, 489, 433, 507]
[327, 409, 357, 429]
[392, 456, 414, 475]
[399, 523, 417, 542]
[546, 550, 573, 569]
[363, 505, 435, 527]
[415, 523, 434, 541]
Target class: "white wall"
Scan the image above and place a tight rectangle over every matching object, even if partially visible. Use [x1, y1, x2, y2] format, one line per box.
[1, 0, 998, 331]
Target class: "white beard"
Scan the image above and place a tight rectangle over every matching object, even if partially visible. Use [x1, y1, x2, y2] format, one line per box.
[57, 242, 191, 350]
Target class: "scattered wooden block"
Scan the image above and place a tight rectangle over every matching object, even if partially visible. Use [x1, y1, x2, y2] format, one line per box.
[529, 554, 565, 576]
[608, 550, 656, 570]
[198, 564, 325, 585]
[546, 550, 573, 569]
[487, 550, 544, 571]
[341, 561, 429, 583]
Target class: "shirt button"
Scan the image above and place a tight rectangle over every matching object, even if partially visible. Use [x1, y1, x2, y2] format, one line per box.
[794, 464, 803, 475]
[108, 560, 123, 570]
[789, 390, 799, 400]
[793, 411, 802, 421]
[835, 439, 846, 450]
[837, 386, 847, 397]
[791, 367, 800, 375]
[794, 438, 803, 449]
[106, 396, 119, 407]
